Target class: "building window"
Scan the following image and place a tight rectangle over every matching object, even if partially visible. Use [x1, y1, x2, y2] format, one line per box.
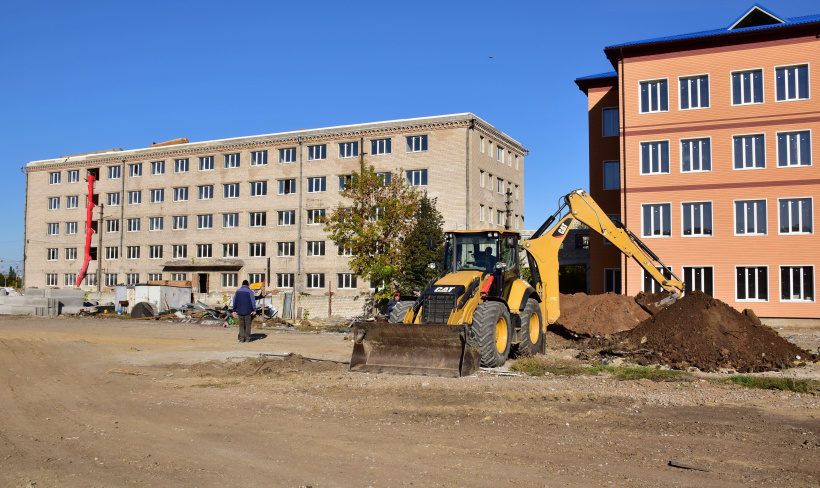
[338, 245, 352, 256]
[46, 273, 58, 287]
[602, 107, 619, 137]
[197, 214, 212, 229]
[307, 241, 325, 256]
[49, 172, 61, 185]
[338, 273, 357, 289]
[172, 244, 187, 259]
[406, 169, 428, 186]
[479, 204, 485, 222]
[85, 274, 97, 287]
[223, 243, 238, 258]
[107, 192, 120, 206]
[224, 153, 240, 168]
[125, 273, 139, 285]
[151, 161, 165, 175]
[199, 156, 214, 171]
[222, 273, 238, 288]
[222, 213, 239, 228]
[682, 202, 712, 236]
[496, 178, 504, 194]
[495, 147, 503, 163]
[777, 131, 811, 167]
[173, 187, 189, 202]
[642, 203, 671, 237]
[376, 172, 391, 185]
[639, 79, 669, 113]
[47, 248, 58, 261]
[250, 181, 267, 197]
[278, 179, 296, 195]
[307, 145, 326, 161]
[339, 141, 359, 159]
[683, 267, 714, 296]
[127, 191, 141, 205]
[679, 75, 709, 109]
[65, 248, 77, 260]
[279, 148, 296, 163]
[640, 141, 670, 174]
[479, 170, 485, 188]
[775, 64, 809, 101]
[642, 267, 673, 293]
[406, 135, 428, 152]
[497, 210, 504, 226]
[149, 217, 163, 231]
[47, 222, 59, 235]
[171, 273, 187, 281]
[174, 159, 189, 173]
[307, 177, 326, 193]
[338, 175, 354, 191]
[307, 209, 325, 225]
[198, 185, 213, 200]
[278, 210, 295, 226]
[126, 218, 140, 232]
[277, 273, 294, 288]
[735, 200, 767, 235]
[64, 273, 77, 286]
[223, 183, 239, 199]
[603, 161, 619, 190]
[127, 163, 142, 177]
[249, 212, 267, 227]
[248, 273, 265, 285]
[48, 197, 60, 210]
[371, 138, 391, 155]
[780, 266, 814, 302]
[105, 246, 119, 260]
[479, 136, 485, 153]
[126, 246, 140, 259]
[108, 165, 121, 179]
[66, 222, 77, 234]
[105, 219, 120, 233]
[306, 273, 325, 289]
[737, 266, 768, 301]
[104, 273, 117, 287]
[149, 189, 164, 203]
[731, 69, 764, 105]
[277, 242, 295, 257]
[733, 134, 765, 169]
[67, 170, 79, 183]
[172, 215, 187, 230]
[251, 150, 268, 166]
[575, 234, 590, 250]
[249, 242, 266, 257]
[779, 198, 813, 234]
[144, 273, 160, 281]
[604, 269, 621, 294]
[680, 138, 711, 172]
[515, 155, 519, 171]
[149, 245, 163, 259]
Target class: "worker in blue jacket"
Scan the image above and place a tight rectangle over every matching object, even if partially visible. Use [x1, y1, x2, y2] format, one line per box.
[232, 280, 256, 342]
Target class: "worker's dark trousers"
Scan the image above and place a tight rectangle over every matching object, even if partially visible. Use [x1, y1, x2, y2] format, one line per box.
[237, 314, 253, 342]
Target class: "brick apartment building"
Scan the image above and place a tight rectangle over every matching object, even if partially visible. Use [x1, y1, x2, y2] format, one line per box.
[24, 113, 526, 317]
[575, 5, 819, 319]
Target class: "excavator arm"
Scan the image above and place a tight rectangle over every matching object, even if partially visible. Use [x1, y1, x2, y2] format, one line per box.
[523, 189, 684, 325]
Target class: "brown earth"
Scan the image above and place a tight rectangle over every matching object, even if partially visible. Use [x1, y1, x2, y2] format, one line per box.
[2, 315, 820, 487]
[556, 293, 650, 336]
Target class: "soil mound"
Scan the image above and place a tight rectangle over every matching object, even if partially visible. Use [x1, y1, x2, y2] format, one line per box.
[612, 291, 816, 372]
[556, 293, 650, 337]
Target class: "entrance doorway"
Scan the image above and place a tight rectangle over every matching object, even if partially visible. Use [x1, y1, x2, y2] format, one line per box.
[197, 273, 209, 293]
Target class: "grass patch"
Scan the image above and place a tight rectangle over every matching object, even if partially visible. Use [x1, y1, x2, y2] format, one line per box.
[586, 364, 692, 381]
[510, 357, 586, 376]
[716, 375, 820, 394]
[511, 357, 692, 382]
[190, 380, 241, 388]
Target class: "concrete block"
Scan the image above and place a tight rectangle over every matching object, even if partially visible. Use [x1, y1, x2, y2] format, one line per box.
[3, 297, 26, 306]
[11, 306, 35, 315]
[0, 305, 13, 314]
[24, 288, 45, 297]
[24, 297, 50, 307]
[45, 289, 86, 299]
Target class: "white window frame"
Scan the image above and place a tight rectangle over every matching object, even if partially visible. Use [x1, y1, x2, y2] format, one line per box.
[306, 273, 325, 289]
[276, 273, 294, 288]
[224, 153, 240, 168]
[108, 165, 121, 179]
[278, 210, 295, 226]
[732, 133, 766, 170]
[682, 266, 714, 296]
[306, 241, 325, 257]
[197, 214, 213, 229]
[66, 195, 80, 209]
[223, 183, 240, 199]
[638, 78, 669, 113]
[105, 246, 119, 260]
[107, 192, 120, 207]
[251, 150, 268, 166]
[604, 268, 621, 294]
[46, 274, 58, 287]
[602, 107, 619, 137]
[223, 243, 238, 258]
[67, 170, 79, 183]
[641, 203, 672, 238]
[104, 273, 118, 287]
[197, 244, 212, 258]
[337, 273, 357, 289]
[249, 212, 266, 227]
[733, 199, 767, 236]
[479, 204, 485, 222]
[172, 215, 187, 230]
[66, 222, 78, 234]
[47, 222, 59, 235]
[406, 135, 428, 153]
[681, 201, 713, 237]
[306, 209, 325, 225]
[736, 265, 769, 302]
[149, 217, 163, 231]
[496, 177, 504, 194]
[65, 248, 77, 261]
[279, 148, 296, 164]
[129, 163, 142, 177]
[48, 197, 60, 210]
[249, 242, 266, 257]
[603, 161, 619, 190]
[250, 181, 268, 197]
[149, 245, 163, 259]
[105, 219, 120, 233]
[307, 145, 326, 161]
[680, 137, 712, 173]
[307, 177, 326, 193]
[776, 130, 812, 168]
[406, 169, 428, 186]
[47, 248, 58, 261]
[479, 170, 485, 188]
[173, 187, 189, 202]
[174, 158, 189, 173]
[222, 273, 238, 288]
[731, 68, 764, 106]
[172, 244, 187, 259]
[779, 265, 815, 302]
[339, 141, 358, 159]
[774, 64, 810, 102]
[198, 185, 213, 200]
[126, 246, 140, 260]
[277, 242, 295, 257]
[642, 266, 674, 293]
[640, 140, 670, 175]
[222, 213, 239, 228]
[151, 161, 165, 175]
[278, 179, 296, 195]
[678, 74, 710, 110]
[371, 138, 391, 156]
[49, 172, 61, 185]
[149, 189, 164, 203]
[148, 273, 162, 281]
[127, 191, 141, 205]
[778, 197, 813, 235]
[126, 218, 140, 232]
[199, 156, 214, 171]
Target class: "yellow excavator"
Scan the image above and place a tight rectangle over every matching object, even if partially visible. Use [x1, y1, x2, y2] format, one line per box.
[350, 189, 685, 377]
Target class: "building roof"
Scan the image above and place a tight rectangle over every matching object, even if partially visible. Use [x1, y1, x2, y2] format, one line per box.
[573, 71, 618, 94]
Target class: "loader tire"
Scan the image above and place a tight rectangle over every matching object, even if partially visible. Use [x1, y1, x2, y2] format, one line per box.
[471, 301, 512, 368]
[515, 298, 543, 357]
[388, 301, 414, 323]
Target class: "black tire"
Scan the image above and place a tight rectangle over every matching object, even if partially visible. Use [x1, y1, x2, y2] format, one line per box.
[515, 298, 543, 357]
[471, 301, 513, 368]
[388, 301, 414, 323]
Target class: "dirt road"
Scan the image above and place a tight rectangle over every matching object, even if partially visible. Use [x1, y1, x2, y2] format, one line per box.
[1, 316, 818, 487]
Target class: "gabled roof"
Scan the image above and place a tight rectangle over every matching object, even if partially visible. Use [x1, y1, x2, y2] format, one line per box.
[728, 4, 785, 30]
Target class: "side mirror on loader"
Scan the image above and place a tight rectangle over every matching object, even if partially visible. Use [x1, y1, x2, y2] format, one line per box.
[428, 262, 436, 269]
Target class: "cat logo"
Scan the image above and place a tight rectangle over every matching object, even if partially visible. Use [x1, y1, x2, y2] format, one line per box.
[553, 221, 569, 238]
[434, 286, 455, 293]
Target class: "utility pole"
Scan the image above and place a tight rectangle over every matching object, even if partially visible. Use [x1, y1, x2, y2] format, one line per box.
[504, 188, 513, 230]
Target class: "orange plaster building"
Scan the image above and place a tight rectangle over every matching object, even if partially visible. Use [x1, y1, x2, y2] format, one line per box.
[576, 5, 819, 320]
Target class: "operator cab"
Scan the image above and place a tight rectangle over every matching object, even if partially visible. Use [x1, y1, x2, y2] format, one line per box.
[443, 230, 519, 295]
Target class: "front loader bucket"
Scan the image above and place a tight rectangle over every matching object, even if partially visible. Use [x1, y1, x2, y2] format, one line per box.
[350, 323, 480, 377]
[635, 290, 679, 315]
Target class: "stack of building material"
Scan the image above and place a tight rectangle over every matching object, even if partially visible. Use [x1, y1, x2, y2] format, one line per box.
[0, 289, 86, 316]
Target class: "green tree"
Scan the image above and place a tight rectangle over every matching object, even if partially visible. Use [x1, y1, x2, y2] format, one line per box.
[398, 193, 445, 292]
[324, 157, 421, 298]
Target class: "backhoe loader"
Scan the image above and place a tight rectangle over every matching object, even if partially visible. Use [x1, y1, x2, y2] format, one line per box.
[350, 189, 685, 377]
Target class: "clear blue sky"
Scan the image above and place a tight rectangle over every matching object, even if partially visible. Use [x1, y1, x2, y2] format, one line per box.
[1, 0, 816, 274]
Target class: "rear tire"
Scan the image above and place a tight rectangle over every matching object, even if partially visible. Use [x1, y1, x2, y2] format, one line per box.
[472, 301, 512, 367]
[388, 301, 414, 323]
[515, 298, 543, 357]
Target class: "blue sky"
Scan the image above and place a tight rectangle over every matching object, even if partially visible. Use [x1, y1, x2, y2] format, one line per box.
[1, 0, 816, 274]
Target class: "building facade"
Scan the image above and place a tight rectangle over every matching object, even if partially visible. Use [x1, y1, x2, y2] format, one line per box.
[576, 5, 819, 318]
[24, 114, 526, 316]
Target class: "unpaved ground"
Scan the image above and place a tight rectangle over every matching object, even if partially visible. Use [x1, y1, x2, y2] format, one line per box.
[1, 316, 818, 487]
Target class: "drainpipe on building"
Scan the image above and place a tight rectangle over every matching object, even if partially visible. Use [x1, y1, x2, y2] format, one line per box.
[119, 159, 125, 274]
[20, 166, 28, 289]
[466, 119, 474, 229]
[97, 203, 103, 292]
[296, 135, 303, 319]
[620, 48, 628, 294]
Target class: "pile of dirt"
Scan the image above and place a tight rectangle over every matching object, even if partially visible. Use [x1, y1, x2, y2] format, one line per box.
[602, 291, 817, 372]
[556, 293, 650, 337]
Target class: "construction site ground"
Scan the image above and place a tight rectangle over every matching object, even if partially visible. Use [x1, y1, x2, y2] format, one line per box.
[1, 315, 818, 487]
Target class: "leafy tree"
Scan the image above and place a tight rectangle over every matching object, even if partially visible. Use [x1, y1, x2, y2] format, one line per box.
[324, 157, 421, 298]
[398, 193, 444, 292]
